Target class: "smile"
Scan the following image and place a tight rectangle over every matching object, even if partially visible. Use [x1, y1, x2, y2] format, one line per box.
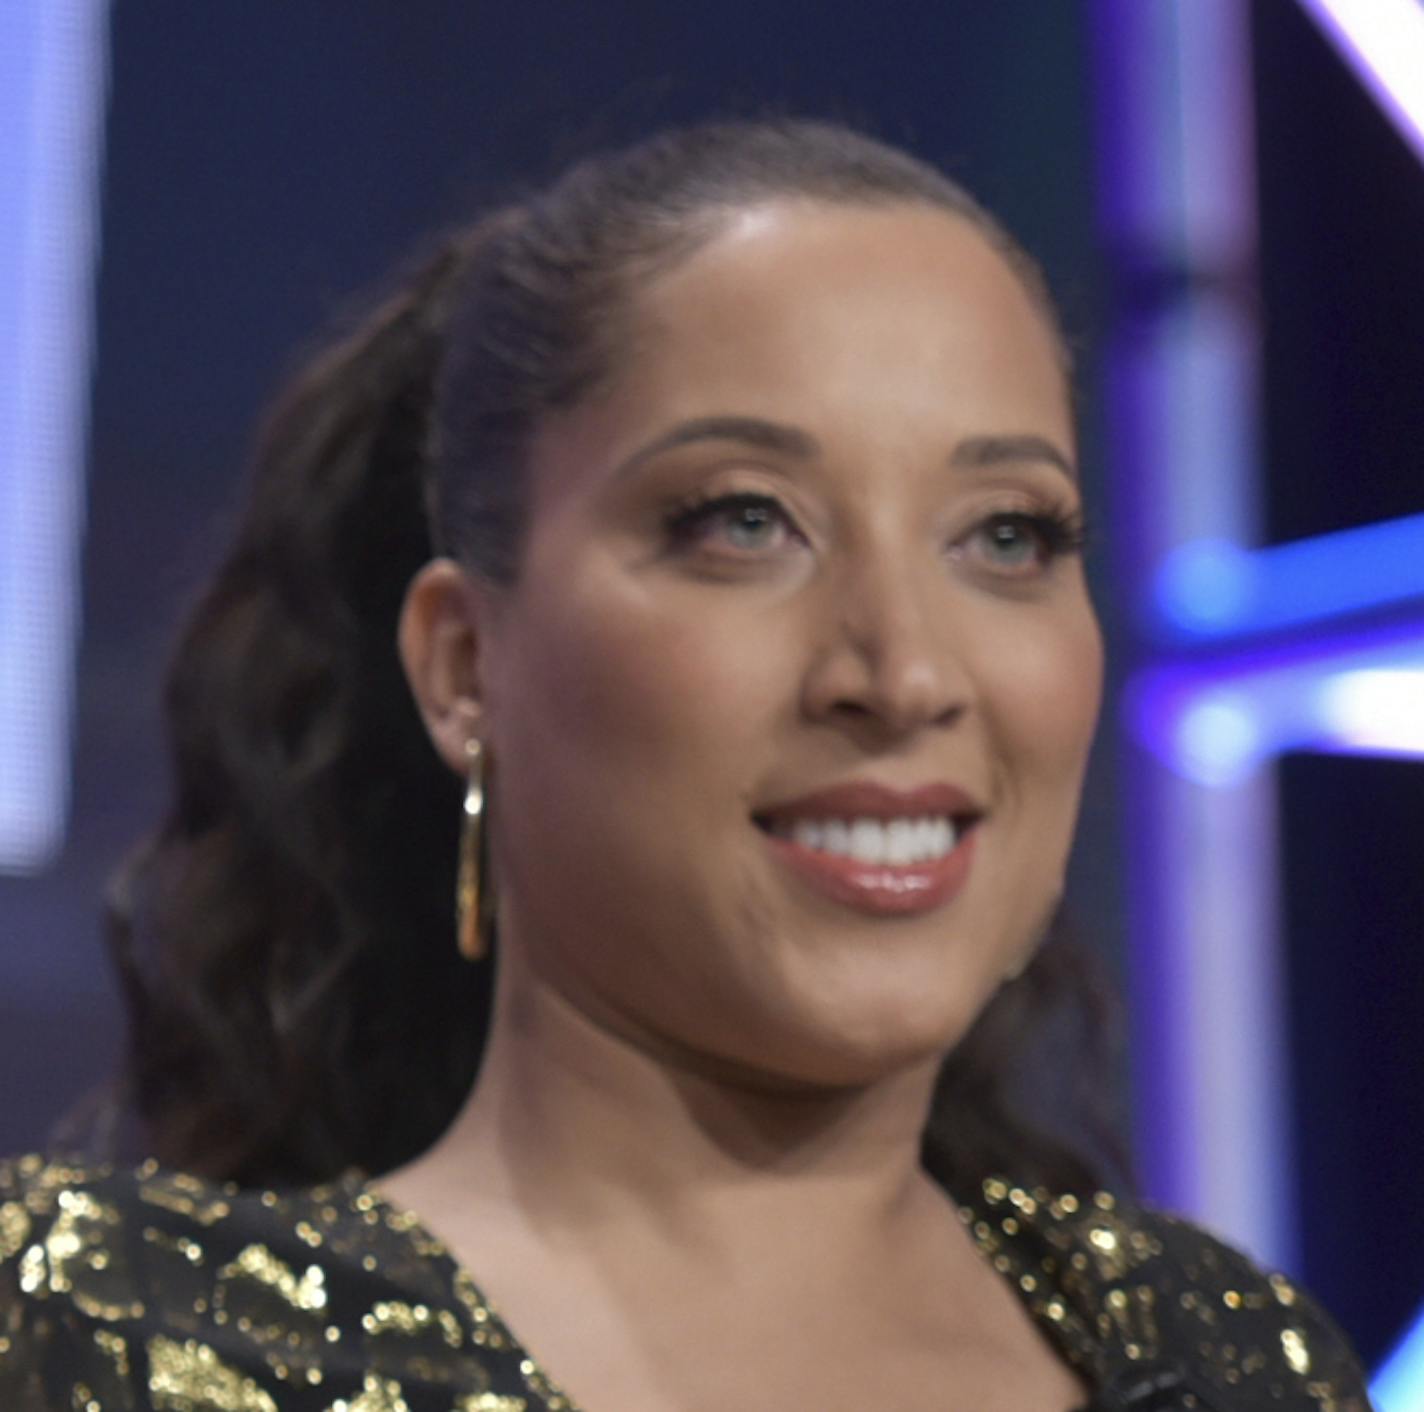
[751, 778, 983, 919]
[762, 815, 958, 867]
[756, 817, 977, 918]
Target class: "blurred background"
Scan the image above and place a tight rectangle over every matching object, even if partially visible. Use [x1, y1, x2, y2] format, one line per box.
[1, 0, 1421, 1400]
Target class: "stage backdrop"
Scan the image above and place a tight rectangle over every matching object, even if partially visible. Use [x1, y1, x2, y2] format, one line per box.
[1, 0, 1419, 1373]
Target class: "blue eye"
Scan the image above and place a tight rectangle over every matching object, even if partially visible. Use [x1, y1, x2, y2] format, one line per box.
[664, 493, 797, 554]
[964, 511, 1086, 575]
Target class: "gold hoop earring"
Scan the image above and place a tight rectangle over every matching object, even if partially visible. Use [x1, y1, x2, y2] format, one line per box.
[457, 737, 490, 962]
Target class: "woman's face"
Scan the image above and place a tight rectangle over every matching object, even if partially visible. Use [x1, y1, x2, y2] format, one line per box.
[475, 200, 1102, 1089]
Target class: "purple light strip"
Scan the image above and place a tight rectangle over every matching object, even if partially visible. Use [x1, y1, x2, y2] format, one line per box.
[1128, 618, 1424, 783]
[1298, 0, 1424, 166]
[1094, 0, 1296, 1267]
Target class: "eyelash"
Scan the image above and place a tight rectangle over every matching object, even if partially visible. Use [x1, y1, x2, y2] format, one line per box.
[663, 491, 801, 553]
[662, 491, 1088, 575]
[962, 508, 1089, 572]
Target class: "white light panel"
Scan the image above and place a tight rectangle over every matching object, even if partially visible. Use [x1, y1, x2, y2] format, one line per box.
[0, 0, 109, 872]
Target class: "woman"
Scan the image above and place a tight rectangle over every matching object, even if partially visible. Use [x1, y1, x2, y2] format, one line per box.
[0, 120, 1369, 1410]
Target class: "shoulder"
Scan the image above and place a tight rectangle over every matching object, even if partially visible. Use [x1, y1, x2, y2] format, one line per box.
[0, 1152, 357, 1406]
[0, 1152, 540, 1409]
[961, 1176, 1372, 1411]
[1, 1152, 164, 1402]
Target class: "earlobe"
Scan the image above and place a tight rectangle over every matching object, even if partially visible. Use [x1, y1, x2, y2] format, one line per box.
[397, 558, 487, 776]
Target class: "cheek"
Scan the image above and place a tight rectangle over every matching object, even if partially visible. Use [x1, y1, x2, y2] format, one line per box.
[482, 560, 807, 1015]
[487, 564, 791, 817]
[976, 599, 1103, 792]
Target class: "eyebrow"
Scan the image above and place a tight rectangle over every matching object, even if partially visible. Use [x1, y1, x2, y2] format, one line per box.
[613, 416, 1076, 483]
[950, 434, 1078, 483]
[612, 416, 820, 479]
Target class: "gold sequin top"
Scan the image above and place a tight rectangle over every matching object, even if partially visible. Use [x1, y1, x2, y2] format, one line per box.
[0, 1154, 1370, 1411]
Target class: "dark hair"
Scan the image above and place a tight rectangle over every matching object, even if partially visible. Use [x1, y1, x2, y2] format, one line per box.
[105, 117, 1123, 1192]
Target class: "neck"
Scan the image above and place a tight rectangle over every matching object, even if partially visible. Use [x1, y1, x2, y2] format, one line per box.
[408, 942, 947, 1256]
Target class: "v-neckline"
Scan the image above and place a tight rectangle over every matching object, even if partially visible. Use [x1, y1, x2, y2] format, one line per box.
[353, 1169, 1106, 1412]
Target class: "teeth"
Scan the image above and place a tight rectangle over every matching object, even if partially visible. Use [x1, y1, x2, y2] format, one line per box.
[849, 818, 885, 865]
[791, 820, 825, 851]
[775, 816, 959, 864]
[886, 819, 915, 865]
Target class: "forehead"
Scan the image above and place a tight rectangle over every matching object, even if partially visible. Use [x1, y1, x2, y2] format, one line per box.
[657, 203, 1059, 398]
[537, 200, 1074, 479]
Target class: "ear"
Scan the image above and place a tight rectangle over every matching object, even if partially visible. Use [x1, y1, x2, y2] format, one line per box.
[397, 558, 490, 777]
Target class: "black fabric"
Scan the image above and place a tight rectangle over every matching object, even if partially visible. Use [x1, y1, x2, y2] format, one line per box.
[0, 1155, 1372, 1410]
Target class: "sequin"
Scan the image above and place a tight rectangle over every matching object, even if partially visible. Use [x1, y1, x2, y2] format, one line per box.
[140, 1179, 233, 1228]
[1282, 1326, 1311, 1376]
[147, 1334, 279, 1411]
[0, 1155, 1372, 1410]
[0, 1201, 29, 1261]
[362, 1299, 462, 1347]
[326, 1372, 410, 1412]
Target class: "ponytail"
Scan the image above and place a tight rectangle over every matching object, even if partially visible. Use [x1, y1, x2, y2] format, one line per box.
[106, 234, 493, 1184]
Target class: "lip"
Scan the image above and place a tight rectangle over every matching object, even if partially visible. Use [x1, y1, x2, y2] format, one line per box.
[753, 780, 984, 919]
[760, 827, 977, 917]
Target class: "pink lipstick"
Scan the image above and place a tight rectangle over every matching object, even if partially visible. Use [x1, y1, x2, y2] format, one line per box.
[754, 781, 982, 918]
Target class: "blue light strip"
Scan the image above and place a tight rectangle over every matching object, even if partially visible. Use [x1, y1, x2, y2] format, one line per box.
[1373, 1304, 1424, 1412]
[1155, 513, 1424, 640]
[1128, 618, 1424, 784]
[0, 0, 109, 872]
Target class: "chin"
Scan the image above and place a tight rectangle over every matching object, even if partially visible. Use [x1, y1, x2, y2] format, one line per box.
[741, 978, 991, 1093]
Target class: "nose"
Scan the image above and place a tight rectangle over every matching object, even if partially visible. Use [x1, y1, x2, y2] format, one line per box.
[800, 552, 971, 739]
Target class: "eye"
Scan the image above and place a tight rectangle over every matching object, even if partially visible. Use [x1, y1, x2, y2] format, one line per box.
[663, 492, 801, 556]
[959, 510, 1086, 576]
